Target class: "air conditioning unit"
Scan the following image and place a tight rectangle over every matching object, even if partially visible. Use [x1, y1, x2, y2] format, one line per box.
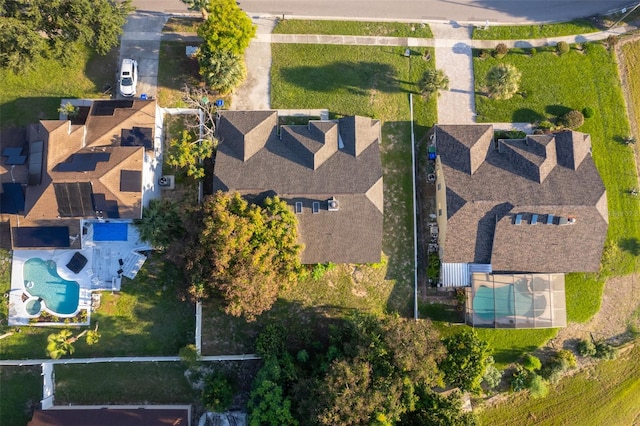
[158, 175, 175, 189]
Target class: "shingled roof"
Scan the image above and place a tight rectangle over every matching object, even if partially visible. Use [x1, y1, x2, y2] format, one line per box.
[436, 125, 607, 273]
[9, 100, 155, 249]
[214, 111, 383, 264]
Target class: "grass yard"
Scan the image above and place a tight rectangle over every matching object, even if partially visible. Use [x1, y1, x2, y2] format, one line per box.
[0, 254, 195, 359]
[0, 366, 41, 426]
[474, 43, 640, 291]
[162, 16, 202, 33]
[273, 19, 433, 37]
[0, 43, 118, 128]
[54, 363, 196, 404]
[472, 19, 598, 40]
[157, 41, 201, 108]
[479, 343, 640, 425]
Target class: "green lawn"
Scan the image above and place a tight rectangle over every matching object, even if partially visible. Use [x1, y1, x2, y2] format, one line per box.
[54, 363, 196, 404]
[0, 255, 195, 359]
[0, 366, 41, 426]
[0, 43, 118, 128]
[474, 44, 639, 303]
[157, 41, 202, 108]
[479, 343, 640, 425]
[273, 20, 432, 37]
[472, 20, 598, 40]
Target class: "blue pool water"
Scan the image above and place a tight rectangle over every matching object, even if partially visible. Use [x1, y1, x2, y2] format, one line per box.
[473, 284, 533, 321]
[93, 222, 128, 241]
[23, 258, 80, 315]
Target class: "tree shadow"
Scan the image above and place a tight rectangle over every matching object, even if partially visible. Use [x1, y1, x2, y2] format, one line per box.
[512, 108, 545, 123]
[491, 345, 539, 366]
[277, 62, 400, 94]
[619, 238, 640, 256]
[545, 104, 572, 117]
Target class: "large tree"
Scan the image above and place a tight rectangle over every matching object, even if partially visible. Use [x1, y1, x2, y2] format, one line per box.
[439, 329, 491, 392]
[318, 313, 446, 425]
[399, 386, 478, 426]
[197, 0, 256, 56]
[186, 192, 301, 321]
[0, 0, 133, 72]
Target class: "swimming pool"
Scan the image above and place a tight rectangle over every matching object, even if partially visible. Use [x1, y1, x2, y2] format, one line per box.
[23, 258, 80, 316]
[473, 284, 534, 321]
[93, 222, 128, 241]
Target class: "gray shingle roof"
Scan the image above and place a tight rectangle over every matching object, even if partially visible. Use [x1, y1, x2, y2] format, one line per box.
[437, 125, 607, 273]
[214, 111, 383, 264]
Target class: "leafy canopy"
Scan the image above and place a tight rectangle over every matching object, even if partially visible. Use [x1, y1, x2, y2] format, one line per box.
[440, 329, 491, 392]
[418, 69, 449, 99]
[166, 129, 215, 179]
[197, 0, 256, 56]
[0, 0, 133, 72]
[186, 191, 302, 321]
[134, 198, 186, 249]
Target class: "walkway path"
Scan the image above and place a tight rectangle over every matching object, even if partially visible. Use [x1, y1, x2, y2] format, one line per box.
[0, 354, 260, 366]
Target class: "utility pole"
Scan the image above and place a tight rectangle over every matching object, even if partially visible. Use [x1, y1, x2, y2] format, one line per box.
[609, 1, 640, 29]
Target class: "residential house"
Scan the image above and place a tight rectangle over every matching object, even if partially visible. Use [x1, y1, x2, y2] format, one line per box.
[432, 124, 608, 328]
[213, 111, 383, 264]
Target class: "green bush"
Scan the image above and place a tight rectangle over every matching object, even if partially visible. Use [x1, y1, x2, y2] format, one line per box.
[559, 110, 584, 129]
[541, 349, 577, 384]
[530, 47, 537, 56]
[537, 120, 555, 131]
[311, 262, 336, 281]
[522, 354, 542, 372]
[577, 339, 597, 357]
[510, 366, 529, 392]
[582, 106, 594, 118]
[556, 41, 570, 55]
[179, 344, 201, 369]
[607, 35, 619, 49]
[494, 43, 509, 58]
[478, 49, 489, 59]
[482, 357, 502, 389]
[594, 341, 617, 360]
[495, 129, 527, 139]
[202, 371, 235, 412]
[528, 373, 549, 398]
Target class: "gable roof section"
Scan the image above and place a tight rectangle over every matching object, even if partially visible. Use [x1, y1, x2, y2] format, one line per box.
[84, 100, 156, 148]
[437, 125, 607, 273]
[214, 111, 383, 264]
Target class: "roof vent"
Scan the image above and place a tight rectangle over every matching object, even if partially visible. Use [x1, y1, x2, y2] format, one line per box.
[328, 197, 339, 211]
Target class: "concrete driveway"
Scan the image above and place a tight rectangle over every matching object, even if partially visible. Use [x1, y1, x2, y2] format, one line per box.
[118, 11, 169, 99]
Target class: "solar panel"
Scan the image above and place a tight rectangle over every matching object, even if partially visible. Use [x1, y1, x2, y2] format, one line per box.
[514, 214, 522, 225]
[15, 226, 70, 248]
[0, 183, 25, 214]
[312, 201, 320, 214]
[295, 202, 303, 214]
[91, 100, 134, 116]
[531, 214, 538, 225]
[121, 127, 153, 150]
[53, 182, 94, 217]
[546, 214, 554, 225]
[120, 170, 142, 192]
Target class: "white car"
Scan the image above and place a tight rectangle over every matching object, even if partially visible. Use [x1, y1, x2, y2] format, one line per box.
[119, 58, 138, 97]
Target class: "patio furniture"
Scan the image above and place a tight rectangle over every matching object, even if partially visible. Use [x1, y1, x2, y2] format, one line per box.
[66, 252, 88, 274]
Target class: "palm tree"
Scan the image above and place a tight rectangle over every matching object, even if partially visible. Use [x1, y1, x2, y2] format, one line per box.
[46, 329, 76, 359]
[134, 198, 185, 249]
[485, 63, 521, 100]
[418, 69, 449, 100]
[198, 49, 246, 94]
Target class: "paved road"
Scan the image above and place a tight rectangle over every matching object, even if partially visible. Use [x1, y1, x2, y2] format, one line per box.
[236, 0, 632, 23]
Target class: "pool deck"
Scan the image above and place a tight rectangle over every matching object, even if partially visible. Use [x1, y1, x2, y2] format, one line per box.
[8, 220, 152, 326]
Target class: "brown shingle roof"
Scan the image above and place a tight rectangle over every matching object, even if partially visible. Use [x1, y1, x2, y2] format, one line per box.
[437, 125, 607, 273]
[214, 111, 383, 264]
